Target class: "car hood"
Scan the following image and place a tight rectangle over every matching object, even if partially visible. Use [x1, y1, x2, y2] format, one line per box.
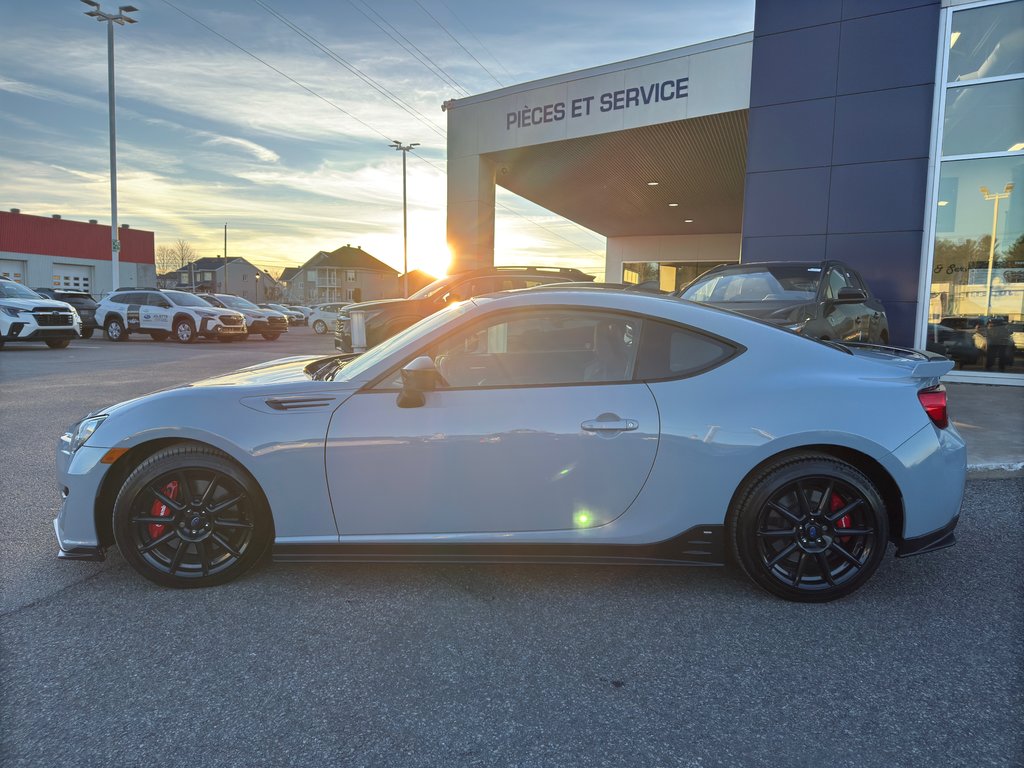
[185, 355, 334, 387]
[1, 298, 73, 311]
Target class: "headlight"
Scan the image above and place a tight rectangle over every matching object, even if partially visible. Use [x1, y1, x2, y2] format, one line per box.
[66, 416, 106, 453]
[1, 306, 24, 317]
[196, 309, 218, 317]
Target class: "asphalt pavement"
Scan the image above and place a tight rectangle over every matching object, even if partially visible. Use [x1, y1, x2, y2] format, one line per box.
[1, 331, 1022, 767]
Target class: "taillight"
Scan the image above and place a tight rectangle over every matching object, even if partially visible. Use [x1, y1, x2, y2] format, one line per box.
[918, 386, 949, 429]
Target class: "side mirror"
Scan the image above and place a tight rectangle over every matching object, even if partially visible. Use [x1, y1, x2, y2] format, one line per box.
[397, 355, 439, 409]
[835, 287, 867, 304]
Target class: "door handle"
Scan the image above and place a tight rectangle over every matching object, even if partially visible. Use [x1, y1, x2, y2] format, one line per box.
[582, 418, 639, 432]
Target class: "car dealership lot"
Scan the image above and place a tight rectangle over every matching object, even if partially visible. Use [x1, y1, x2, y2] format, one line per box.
[1, 337, 1021, 767]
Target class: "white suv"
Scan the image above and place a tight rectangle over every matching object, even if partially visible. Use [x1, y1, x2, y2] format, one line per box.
[95, 289, 246, 343]
[0, 277, 80, 349]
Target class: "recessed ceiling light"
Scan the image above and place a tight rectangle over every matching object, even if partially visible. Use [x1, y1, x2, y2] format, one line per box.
[668, 203, 679, 207]
[1009, 142, 1024, 152]
[646, 181, 659, 186]
[950, 31, 961, 48]
[684, 219, 694, 223]
[938, 200, 949, 206]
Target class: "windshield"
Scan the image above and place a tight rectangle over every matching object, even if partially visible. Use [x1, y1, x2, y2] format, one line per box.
[216, 294, 259, 310]
[681, 266, 822, 303]
[332, 301, 474, 381]
[165, 291, 215, 308]
[0, 281, 43, 300]
[408, 275, 458, 300]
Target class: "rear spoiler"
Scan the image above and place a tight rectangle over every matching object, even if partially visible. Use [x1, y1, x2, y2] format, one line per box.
[841, 342, 955, 381]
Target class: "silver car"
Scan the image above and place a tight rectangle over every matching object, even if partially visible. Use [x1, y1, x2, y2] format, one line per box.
[54, 289, 966, 601]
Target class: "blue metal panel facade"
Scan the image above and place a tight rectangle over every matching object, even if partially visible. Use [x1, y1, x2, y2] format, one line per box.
[744, 0, 941, 346]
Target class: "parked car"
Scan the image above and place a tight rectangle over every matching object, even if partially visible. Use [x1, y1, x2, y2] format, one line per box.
[334, 265, 595, 352]
[95, 288, 246, 343]
[285, 305, 313, 325]
[309, 302, 350, 335]
[678, 261, 889, 343]
[33, 288, 99, 339]
[198, 294, 289, 340]
[0, 277, 80, 349]
[940, 315, 1018, 369]
[259, 303, 305, 326]
[925, 323, 980, 368]
[54, 286, 964, 602]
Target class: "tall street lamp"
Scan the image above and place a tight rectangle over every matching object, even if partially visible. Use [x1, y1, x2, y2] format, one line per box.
[389, 140, 419, 298]
[81, 1, 137, 292]
[980, 183, 1014, 315]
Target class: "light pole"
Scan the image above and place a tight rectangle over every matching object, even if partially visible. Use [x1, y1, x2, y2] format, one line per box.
[81, 1, 137, 292]
[255, 272, 261, 303]
[980, 183, 1013, 315]
[389, 140, 419, 297]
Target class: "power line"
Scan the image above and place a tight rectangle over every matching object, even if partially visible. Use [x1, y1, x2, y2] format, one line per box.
[254, 0, 447, 139]
[412, 0, 504, 88]
[346, 0, 471, 97]
[436, 0, 515, 84]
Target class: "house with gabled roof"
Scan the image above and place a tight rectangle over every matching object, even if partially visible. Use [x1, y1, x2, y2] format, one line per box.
[288, 244, 399, 304]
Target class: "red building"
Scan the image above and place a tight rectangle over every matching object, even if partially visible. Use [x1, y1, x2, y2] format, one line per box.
[0, 209, 156, 295]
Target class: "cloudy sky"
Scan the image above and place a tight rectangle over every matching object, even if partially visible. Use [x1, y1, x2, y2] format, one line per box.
[1, 0, 753, 279]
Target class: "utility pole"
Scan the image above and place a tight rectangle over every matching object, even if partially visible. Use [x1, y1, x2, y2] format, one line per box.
[389, 140, 419, 297]
[980, 183, 1014, 316]
[81, 1, 137, 292]
[223, 223, 228, 293]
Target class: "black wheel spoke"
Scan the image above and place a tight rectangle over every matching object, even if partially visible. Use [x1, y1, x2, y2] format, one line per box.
[816, 480, 834, 516]
[169, 541, 189, 574]
[768, 500, 803, 525]
[830, 541, 863, 569]
[131, 515, 178, 525]
[199, 540, 211, 577]
[792, 552, 808, 586]
[767, 542, 798, 568]
[199, 474, 221, 507]
[176, 471, 193, 501]
[212, 532, 242, 558]
[212, 517, 253, 530]
[795, 481, 813, 520]
[815, 553, 836, 586]
[209, 495, 244, 515]
[139, 529, 178, 554]
[827, 498, 864, 523]
[757, 528, 798, 538]
[148, 488, 184, 513]
[834, 527, 873, 537]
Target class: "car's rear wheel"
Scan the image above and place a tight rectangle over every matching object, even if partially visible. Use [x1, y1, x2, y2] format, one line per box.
[149, 331, 169, 341]
[45, 338, 70, 349]
[112, 445, 272, 588]
[174, 318, 196, 344]
[104, 317, 127, 341]
[261, 332, 280, 341]
[80, 328, 94, 339]
[729, 453, 888, 602]
[312, 319, 327, 334]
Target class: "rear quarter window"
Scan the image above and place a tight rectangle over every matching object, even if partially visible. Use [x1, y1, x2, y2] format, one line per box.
[635, 320, 737, 380]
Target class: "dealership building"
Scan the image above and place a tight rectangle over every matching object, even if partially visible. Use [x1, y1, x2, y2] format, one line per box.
[444, 0, 1023, 384]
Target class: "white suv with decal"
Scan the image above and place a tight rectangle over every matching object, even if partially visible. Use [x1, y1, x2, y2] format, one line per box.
[95, 289, 246, 343]
[0, 277, 81, 349]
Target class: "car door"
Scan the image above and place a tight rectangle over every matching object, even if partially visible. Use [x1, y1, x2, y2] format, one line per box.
[325, 308, 660, 536]
[140, 292, 172, 330]
[821, 268, 861, 341]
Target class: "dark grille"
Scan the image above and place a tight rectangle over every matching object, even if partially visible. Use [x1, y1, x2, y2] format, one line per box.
[268, 316, 288, 327]
[220, 315, 244, 326]
[33, 311, 73, 327]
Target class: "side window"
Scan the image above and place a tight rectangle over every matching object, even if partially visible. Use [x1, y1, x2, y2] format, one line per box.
[825, 269, 849, 300]
[847, 269, 867, 292]
[415, 310, 642, 389]
[634, 321, 736, 380]
[107, 293, 127, 305]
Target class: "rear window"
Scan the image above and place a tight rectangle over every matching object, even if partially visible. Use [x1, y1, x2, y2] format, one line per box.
[635, 320, 737, 380]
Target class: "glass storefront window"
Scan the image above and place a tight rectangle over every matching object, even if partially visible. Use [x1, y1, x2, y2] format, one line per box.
[947, 0, 1024, 83]
[622, 260, 735, 292]
[929, 156, 1024, 373]
[942, 78, 1024, 155]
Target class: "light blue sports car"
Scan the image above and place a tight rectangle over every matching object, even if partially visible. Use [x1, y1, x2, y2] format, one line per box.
[54, 288, 966, 601]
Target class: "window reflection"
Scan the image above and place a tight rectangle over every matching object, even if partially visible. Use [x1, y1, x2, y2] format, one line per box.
[623, 260, 737, 292]
[943, 78, 1024, 155]
[948, 0, 1024, 82]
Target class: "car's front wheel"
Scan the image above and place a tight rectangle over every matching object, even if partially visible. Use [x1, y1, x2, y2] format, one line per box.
[729, 453, 888, 602]
[104, 317, 127, 341]
[261, 332, 280, 341]
[80, 328, 94, 339]
[112, 445, 272, 588]
[174, 318, 196, 344]
[46, 338, 70, 349]
[312, 319, 328, 334]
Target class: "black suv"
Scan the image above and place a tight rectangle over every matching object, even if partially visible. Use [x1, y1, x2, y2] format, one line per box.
[334, 266, 594, 353]
[678, 260, 889, 344]
[32, 288, 99, 339]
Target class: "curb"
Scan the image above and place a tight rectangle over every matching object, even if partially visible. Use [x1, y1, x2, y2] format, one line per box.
[967, 462, 1024, 479]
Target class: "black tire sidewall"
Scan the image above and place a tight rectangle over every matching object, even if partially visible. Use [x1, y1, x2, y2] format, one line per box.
[313, 320, 327, 334]
[729, 454, 889, 602]
[112, 445, 272, 588]
[105, 317, 126, 341]
[174, 319, 195, 343]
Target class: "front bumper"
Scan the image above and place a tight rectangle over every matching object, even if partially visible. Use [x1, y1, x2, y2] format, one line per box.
[247, 319, 289, 334]
[53, 443, 111, 559]
[200, 317, 247, 338]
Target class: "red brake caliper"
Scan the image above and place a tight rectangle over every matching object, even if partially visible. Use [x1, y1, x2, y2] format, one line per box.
[149, 480, 179, 539]
[831, 492, 851, 542]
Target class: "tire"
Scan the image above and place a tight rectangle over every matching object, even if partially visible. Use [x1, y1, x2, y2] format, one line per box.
[312, 319, 328, 334]
[261, 332, 280, 341]
[217, 336, 234, 343]
[45, 339, 70, 349]
[80, 328, 94, 340]
[112, 444, 273, 588]
[104, 316, 127, 342]
[173, 318, 196, 344]
[149, 331, 169, 342]
[728, 453, 889, 603]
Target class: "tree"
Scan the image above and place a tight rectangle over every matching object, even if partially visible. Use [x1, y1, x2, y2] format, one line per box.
[155, 240, 197, 275]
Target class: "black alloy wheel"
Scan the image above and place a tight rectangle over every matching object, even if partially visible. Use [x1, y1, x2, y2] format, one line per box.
[113, 445, 272, 588]
[730, 454, 888, 602]
[104, 317, 126, 341]
[174, 318, 196, 344]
